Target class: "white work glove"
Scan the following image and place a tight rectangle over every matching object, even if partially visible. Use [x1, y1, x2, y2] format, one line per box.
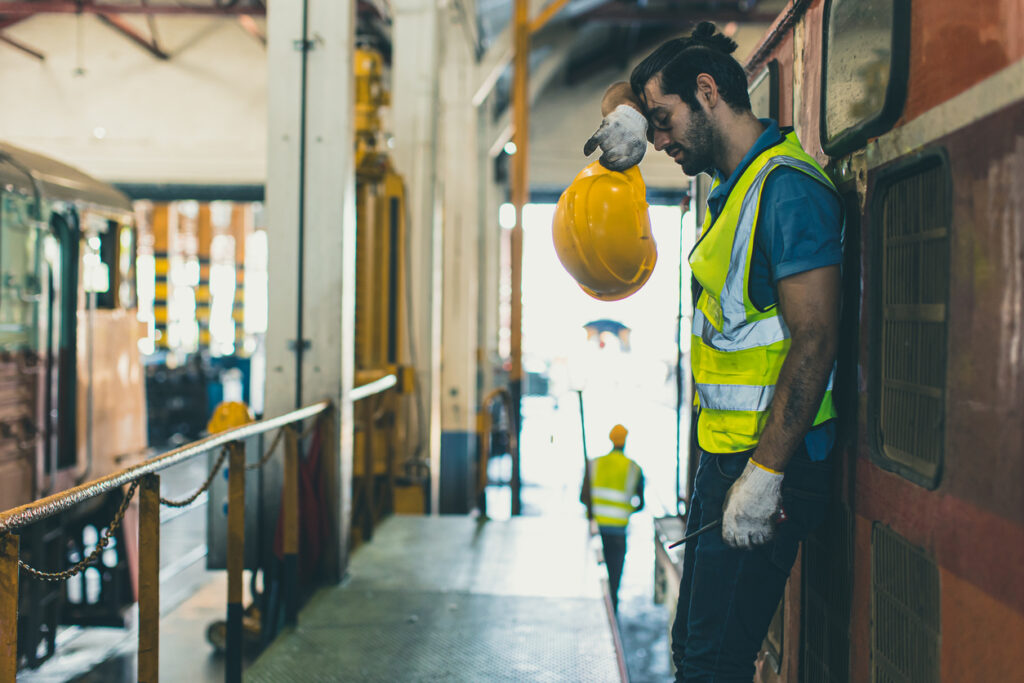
[583, 104, 649, 171]
[722, 460, 783, 549]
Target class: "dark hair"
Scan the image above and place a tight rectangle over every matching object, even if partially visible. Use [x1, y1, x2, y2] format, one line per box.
[629, 22, 751, 113]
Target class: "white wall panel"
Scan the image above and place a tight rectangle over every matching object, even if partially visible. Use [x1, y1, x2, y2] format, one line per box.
[0, 14, 266, 183]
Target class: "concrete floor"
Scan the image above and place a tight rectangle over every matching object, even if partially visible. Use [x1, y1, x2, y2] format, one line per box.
[247, 515, 623, 682]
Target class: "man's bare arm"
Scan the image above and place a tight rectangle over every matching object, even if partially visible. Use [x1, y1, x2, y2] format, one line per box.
[601, 81, 642, 116]
[751, 265, 840, 472]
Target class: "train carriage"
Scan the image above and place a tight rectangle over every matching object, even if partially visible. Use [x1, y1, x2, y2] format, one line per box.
[717, 0, 1024, 680]
[0, 142, 147, 667]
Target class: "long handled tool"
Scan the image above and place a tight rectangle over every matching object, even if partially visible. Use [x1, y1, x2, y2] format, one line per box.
[668, 508, 788, 548]
[668, 519, 722, 548]
[576, 390, 593, 520]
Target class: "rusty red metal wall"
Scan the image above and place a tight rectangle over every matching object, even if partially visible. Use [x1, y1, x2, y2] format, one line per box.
[852, 99, 1024, 681]
[902, 0, 1024, 124]
[743, 1, 1024, 681]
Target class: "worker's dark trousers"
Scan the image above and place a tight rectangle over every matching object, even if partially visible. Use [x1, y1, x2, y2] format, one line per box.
[600, 530, 627, 612]
[671, 442, 830, 682]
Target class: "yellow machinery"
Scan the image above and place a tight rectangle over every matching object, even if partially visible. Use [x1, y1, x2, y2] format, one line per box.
[352, 47, 423, 544]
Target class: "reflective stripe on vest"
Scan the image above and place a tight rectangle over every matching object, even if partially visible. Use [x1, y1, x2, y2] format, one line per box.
[587, 451, 641, 528]
[689, 130, 839, 454]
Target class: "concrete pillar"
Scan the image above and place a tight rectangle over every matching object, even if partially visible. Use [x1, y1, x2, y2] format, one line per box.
[434, 4, 485, 514]
[391, 0, 443, 513]
[265, 0, 357, 579]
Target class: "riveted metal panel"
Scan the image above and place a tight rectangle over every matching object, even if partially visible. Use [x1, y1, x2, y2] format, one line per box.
[870, 524, 940, 683]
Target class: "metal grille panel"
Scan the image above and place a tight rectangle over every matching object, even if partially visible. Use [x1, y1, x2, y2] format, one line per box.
[871, 524, 940, 683]
[801, 504, 852, 683]
[877, 160, 949, 486]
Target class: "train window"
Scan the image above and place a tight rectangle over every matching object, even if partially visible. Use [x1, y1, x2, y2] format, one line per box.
[820, 0, 910, 157]
[0, 191, 42, 349]
[117, 224, 136, 310]
[748, 60, 779, 122]
[871, 524, 939, 682]
[870, 155, 950, 489]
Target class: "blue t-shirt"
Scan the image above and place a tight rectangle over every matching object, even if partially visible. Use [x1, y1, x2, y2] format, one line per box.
[702, 120, 843, 461]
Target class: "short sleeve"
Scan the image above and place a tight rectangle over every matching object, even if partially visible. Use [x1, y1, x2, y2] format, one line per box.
[748, 167, 844, 310]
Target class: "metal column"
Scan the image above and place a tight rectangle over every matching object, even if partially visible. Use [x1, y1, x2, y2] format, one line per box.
[265, 0, 358, 580]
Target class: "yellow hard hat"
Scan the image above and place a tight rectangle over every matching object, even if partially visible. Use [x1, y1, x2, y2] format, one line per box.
[609, 424, 628, 447]
[552, 162, 657, 302]
[207, 401, 254, 435]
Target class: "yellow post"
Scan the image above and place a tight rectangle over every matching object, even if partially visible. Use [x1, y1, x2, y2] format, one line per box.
[226, 442, 245, 683]
[509, 0, 529, 516]
[0, 533, 18, 680]
[138, 474, 161, 682]
[528, 0, 572, 33]
[283, 427, 300, 626]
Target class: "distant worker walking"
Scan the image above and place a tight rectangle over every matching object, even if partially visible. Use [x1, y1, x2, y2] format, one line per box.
[581, 424, 645, 613]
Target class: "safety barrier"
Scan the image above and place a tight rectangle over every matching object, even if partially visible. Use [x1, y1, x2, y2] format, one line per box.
[0, 376, 396, 683]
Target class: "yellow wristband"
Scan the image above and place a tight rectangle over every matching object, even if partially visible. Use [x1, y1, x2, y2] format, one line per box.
[750, 458, 783, 475]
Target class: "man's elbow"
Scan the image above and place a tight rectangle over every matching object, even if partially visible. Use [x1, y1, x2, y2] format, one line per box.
[794, 325, 839, 372]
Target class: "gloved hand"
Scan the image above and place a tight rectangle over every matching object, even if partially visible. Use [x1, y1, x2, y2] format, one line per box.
[583, 104, 648, 171]
[722, 459, 783, 549]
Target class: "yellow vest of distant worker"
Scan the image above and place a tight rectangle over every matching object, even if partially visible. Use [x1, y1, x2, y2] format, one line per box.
[689, 130, 837, 454]
[589, 450, 641, 528]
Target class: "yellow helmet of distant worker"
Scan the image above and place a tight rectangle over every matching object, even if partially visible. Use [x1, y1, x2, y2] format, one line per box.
[552, 162, 657, 302]
[609, 424, 628, 448]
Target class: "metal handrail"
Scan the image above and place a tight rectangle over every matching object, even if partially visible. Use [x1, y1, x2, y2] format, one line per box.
[351, 373, 397, 402]
[0, 400, 331, 533]
[1, 375, 400, 682]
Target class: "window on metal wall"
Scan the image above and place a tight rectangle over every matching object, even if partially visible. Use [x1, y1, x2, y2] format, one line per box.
[873, 157, 950, 488]
[748, 60, 779, 122]
[821, 0, 910, 156]
[0, 191, 42, 349]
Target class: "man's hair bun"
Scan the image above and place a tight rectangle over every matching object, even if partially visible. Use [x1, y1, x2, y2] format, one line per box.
[688, 21, 738, 55]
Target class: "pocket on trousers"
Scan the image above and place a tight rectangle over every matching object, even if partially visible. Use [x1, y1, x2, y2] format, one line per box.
[781, 457, 831, 503]
[713, 451, 752, 482]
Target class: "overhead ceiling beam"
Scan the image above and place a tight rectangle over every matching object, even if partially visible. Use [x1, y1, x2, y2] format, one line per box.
[0, 16, 27, 30]
[0, 32, 44, 60]
[0, 2, 267, 16]
[472, 0, 574, 108]
[96, 12, 169, 59]
[488, 31, 576, 156]
[580, 2, 778, 26]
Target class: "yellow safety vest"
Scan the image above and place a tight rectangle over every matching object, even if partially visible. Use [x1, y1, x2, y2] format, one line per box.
[588, 450, 642, 528]
[689, 129, 838, 454]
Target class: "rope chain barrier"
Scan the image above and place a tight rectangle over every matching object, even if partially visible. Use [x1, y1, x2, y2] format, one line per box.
[246, 425, 286, 471]
[18, 480, 139, 582]
[15, 416, 321, 582]
[159, 445, 230, 508]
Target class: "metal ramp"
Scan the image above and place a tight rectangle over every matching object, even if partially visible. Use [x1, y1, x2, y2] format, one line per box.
[246, 515, 625, 682]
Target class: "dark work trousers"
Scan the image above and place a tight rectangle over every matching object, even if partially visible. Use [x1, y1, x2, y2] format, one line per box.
[600, 530, 628, 613]
[671, 442, 830, 682]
